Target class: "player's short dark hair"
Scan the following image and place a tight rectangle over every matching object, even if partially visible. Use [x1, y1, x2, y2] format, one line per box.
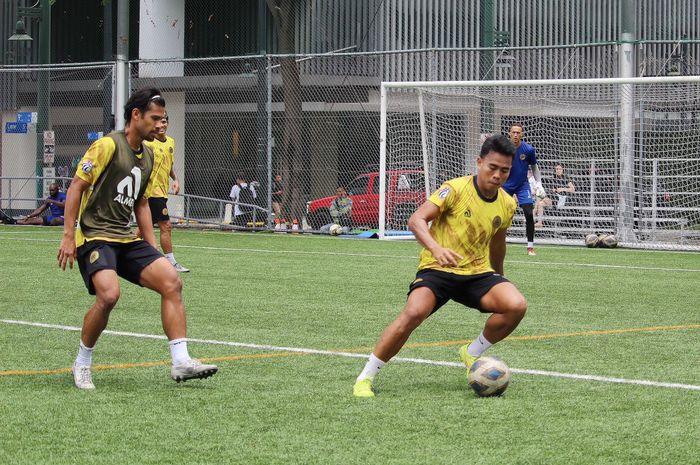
[510, 121, 524, 131]
[480, 134, 515, 159]
[124, 88, 166, 123]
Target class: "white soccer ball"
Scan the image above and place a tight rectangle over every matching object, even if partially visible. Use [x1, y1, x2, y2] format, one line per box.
[467, 356, 511, 397]
[585, 233, 599, 248]
[329, 223, 342, 236]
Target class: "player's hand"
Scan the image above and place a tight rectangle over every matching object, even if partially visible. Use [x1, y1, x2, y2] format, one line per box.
[57, 236, 76, 270]
[431, 246, 463, 267]
[171, 180, 180, 194]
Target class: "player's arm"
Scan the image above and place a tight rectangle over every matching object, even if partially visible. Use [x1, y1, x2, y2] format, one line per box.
[134, 197, 157, 247]
[169, 166, 180, 194]
[489, 228, 507, 275]
[25, 202, 48, 218]
[48, 196, 66, 209]
[530, 163, 542, 183]
[57, 177, 90, 270]
[408, 201, 463, 267]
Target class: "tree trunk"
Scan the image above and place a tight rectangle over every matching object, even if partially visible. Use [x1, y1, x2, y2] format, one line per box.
[268, 0, 305, 222]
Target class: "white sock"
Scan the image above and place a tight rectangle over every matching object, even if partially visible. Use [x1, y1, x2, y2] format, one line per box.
[75, 340, 94, 367]
[467, 332, 493, 357]
[165, 252, 176, 265]
[356, 353, 386, 382]
[169, 338, 190, 365]
[527, 241, 534, 248]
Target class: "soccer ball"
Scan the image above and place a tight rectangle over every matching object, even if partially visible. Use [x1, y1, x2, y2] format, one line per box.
[585, 233, 599, 248]
[467, 356, 511, 397]
[598, 234, 618, 248]
[329, 223, 342, 236]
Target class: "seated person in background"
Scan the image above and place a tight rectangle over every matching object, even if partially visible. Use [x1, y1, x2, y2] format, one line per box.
[17, 183, 66, 225]
[229, 173, 257, 226]
[549, 164, 575, 208]
[320, 186, 353, 234]
[528, 169, 549, 227]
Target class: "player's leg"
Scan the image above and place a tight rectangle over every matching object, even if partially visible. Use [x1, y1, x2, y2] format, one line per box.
[137, 253, 216, 382]
[151, 197, 188, 272]
[354, 286, 437, 397]
[516, 185, 536, 254]
[73, 269, 122, 389]
[462, 281, 527, 366]
[522, 203, 535, 254]
[17, 216, 44, 225]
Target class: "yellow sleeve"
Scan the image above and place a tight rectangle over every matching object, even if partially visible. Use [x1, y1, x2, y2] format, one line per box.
[500, 196, 517, 230]
[428, 182, 454, 211]
[143, 145, 158, 199]
[75, 137, 116, 185]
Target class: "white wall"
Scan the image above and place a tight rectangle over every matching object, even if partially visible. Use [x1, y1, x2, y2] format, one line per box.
[139, 0, 185, 77]
[1, 110, 39, 209]
[164, 92, 185, 218]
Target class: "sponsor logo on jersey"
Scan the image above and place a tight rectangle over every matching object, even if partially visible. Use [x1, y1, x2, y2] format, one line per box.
[81, 160, 93, 173]
[89, 250, 100, 264]
[438, 187, 450, 199]
[464, 207, 472, 218]
[519, 154, 526, 161]
[492, 216, 502, 229]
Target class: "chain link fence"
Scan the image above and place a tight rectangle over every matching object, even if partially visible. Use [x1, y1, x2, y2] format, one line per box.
[1, 44, 699, 248]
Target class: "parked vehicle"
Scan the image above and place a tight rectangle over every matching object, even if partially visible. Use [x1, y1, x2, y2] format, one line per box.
[306, 170, 426, 229]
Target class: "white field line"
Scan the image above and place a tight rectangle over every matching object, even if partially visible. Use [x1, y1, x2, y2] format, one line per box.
[2, 236, 700, 273]
[3, 319, 699, 392]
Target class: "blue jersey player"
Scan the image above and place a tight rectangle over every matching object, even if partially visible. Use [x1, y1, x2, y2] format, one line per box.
[502, 123, 542, 255]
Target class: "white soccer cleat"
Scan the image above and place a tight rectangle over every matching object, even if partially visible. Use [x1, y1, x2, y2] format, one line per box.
[173, 263, 190, 273]
[171, 358, 218, 383]
[72, 364, 95, 390]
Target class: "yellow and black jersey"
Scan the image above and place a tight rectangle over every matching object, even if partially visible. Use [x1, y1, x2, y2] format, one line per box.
[144, 135, 175, 198]
[74, 131, 156, 246]
[417, 176, 516, 276]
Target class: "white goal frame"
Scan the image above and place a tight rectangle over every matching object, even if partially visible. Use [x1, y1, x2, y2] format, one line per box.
[378, 75, 700, 250]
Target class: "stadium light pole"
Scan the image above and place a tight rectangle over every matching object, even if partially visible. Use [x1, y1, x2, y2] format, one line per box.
[8, 0, 51, 200]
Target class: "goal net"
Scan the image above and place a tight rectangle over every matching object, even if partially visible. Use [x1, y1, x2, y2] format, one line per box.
[379, 76, 700, 250]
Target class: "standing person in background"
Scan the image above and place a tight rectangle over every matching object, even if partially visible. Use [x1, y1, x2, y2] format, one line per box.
[230, 173, 257, 226]
[139, 113, 189, 272]
[503, 123, 542, 256]
[57, 88, 217, 390]
[271, 174, 284, 219]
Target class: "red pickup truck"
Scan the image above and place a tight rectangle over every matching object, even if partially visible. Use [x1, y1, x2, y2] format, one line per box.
[305, 170, 426, 229]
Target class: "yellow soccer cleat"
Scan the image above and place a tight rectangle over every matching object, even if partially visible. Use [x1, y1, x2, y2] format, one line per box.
[459, 345, 477, 371]
[353, 378, 375, 398]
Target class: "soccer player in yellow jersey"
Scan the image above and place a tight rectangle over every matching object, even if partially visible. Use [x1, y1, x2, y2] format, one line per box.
[353, 134, 527, 397]
[141, 114, 188, 272]
[57, 88, 217, 389]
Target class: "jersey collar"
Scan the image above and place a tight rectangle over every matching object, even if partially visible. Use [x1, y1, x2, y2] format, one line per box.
[472, 176, 498, 203]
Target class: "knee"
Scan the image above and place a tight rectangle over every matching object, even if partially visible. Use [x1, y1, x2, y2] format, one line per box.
[161, 274, 183, 296]
[505, 296, 528, 321]
[96, 288, 120, 311]
[160, 221, 172, 233]
[398, 306, 430, 330]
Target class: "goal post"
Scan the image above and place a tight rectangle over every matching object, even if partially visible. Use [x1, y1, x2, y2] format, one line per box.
[379, 76, 700, 250]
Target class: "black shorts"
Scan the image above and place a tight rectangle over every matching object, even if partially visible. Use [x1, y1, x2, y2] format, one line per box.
[77, 240, 163, 295]
[408, 269, 510, 314]
[148, 197, 170, 223]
